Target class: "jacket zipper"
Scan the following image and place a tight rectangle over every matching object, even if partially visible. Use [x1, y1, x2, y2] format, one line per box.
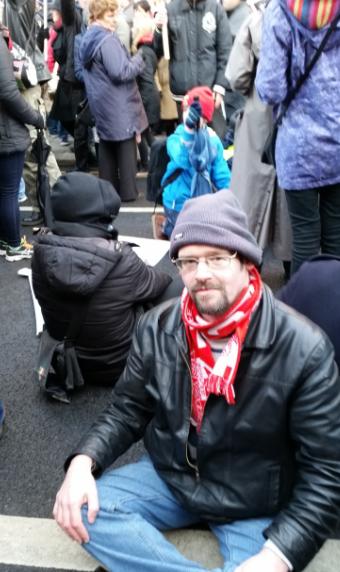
[178, 339, 200, 482]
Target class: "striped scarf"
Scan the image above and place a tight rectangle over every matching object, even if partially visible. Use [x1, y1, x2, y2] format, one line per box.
[287, 0, 340, 29]
[181, 267, 262, 431]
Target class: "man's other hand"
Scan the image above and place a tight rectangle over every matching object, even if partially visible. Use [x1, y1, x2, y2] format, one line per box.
[235, 548, 289, 572]
[53, 455, 99, 544]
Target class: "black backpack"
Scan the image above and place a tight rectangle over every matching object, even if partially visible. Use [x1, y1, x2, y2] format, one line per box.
[146, 137, 182, 203]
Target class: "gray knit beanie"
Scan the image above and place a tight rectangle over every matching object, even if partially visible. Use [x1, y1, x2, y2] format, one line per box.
[169, 190, 262, 266]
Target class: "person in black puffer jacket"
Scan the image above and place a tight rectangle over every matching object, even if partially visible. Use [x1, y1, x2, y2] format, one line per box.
[32, 172, 172, 402]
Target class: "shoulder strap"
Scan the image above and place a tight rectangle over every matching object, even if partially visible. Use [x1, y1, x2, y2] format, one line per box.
[153, 168, 183, 213]
[277, 10, 340, 124]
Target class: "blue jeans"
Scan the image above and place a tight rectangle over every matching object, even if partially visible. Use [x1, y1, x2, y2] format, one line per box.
[82, 456, 272, 572]
[0, 151, 25, 247]
[285, 183, 340, 274]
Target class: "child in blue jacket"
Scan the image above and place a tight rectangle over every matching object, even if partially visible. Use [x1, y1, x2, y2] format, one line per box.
[161, 86, 231, 238]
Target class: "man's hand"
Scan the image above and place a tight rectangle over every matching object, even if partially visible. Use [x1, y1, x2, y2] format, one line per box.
[53, 455, 99, 544]
[213, 91, 224, 110]
[235, 548, 290, 572]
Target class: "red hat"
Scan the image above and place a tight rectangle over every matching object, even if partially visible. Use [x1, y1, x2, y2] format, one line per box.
[185, 86, 215, 122]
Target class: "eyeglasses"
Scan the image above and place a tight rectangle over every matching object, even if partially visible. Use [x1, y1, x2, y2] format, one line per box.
[172, 252, 237, 273]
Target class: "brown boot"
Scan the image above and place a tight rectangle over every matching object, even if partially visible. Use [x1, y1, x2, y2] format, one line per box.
[151, 213, 168, 240]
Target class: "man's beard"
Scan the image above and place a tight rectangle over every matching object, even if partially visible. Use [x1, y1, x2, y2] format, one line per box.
[191, 288, 230, 318]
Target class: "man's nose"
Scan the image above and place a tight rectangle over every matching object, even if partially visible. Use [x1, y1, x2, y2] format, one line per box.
[195, 259, 213, 279]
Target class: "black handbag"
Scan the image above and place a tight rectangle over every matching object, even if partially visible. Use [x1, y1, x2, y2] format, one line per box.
[262, 10, 340, 167]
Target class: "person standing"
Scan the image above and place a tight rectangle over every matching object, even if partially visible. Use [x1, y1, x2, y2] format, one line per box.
[80, 0, 148, 201]
[154, 0, 233, 139]
[0, 28, 44, 261]
[256, 0, 340, 274]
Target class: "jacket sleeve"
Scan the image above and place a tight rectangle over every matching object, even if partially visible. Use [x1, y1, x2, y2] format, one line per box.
[214, 3, 233, 89]
[74, 34, 84, 84]
[101, 35, 144, 83]
[264, 335, 340, 571]
[226, 13, 259, 96]
[123, 246, 172, 304]
[0, 36, 42, 127]
[65, 314, 157, 473]
[255, 1, 291, 106]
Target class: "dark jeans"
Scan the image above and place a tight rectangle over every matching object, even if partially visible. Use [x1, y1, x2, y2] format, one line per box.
[98, 138, 138, 202]
[0, 151, 25, 247]
[285, 183, 340, 274]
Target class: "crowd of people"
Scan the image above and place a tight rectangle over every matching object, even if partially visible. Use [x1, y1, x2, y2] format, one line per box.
[1, 0, 340, 571]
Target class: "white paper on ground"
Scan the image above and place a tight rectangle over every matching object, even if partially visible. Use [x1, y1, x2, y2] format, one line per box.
[120, 235, 170, 266]
[17, 267, 44, 336]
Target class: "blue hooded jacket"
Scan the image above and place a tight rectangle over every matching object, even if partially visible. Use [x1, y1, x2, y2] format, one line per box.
[80, 24, 148, 141]
[162, 124, 231, 212]
[255, 0, 340, 190]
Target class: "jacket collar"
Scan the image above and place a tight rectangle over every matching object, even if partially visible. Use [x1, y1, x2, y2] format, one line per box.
[160, 284, 277, 351]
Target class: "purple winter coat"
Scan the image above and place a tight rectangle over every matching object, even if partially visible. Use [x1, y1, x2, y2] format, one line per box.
[255, 0, 340, 191]
[80, 24, 148, 142]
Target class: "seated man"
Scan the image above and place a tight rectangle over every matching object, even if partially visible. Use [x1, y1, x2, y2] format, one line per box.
[277, 254, 340, 367]
[53, 191, 340, 571]
[32, 172, 172, 402]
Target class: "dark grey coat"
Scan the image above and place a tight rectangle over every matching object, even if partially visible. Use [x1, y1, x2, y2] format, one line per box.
[80, 24, 148, 141]
[0, 34, 43, 155]
[154, 0, 232, 97]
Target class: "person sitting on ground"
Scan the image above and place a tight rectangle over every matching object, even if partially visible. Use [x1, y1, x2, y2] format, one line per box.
[160, 86, 231, 238]
[277, 254, 340, 367]
[53, 190, 340, 572]
[31, 172, 172, 403]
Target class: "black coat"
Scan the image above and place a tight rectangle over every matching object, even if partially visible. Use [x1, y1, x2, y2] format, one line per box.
[71, 286, 340, 571]
[137, 44, 160, 128]
[32, 235, 172, 384]
[154, 0, 232, 96]
[0, 34, 42, 154]
[277, 254, 340, 367]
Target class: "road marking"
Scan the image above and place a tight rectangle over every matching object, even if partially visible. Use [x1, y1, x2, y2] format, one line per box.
[0, 515, 96, 570]
[0, 514, 339, 570]
[20, 206, 164, 214]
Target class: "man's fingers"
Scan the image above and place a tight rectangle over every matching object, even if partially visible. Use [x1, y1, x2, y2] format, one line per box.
[87, 487, 99, 524]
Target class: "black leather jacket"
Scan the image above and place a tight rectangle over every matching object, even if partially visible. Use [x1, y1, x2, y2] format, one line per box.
[73, 286, 340, 571]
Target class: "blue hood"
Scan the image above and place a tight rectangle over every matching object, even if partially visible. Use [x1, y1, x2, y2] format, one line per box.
[80, 24, 111, 70]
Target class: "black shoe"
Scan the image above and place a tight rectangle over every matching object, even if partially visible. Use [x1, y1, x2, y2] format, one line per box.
[22, 213, 44, 226]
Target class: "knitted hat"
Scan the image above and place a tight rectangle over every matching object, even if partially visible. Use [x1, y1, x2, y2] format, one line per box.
[51, 172, 121, 238]
[185, 86, 215, 122]
[169, 190, 262, 265]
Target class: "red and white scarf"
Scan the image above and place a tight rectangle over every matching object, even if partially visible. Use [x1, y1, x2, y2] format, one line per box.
[181, 267, 262, 431]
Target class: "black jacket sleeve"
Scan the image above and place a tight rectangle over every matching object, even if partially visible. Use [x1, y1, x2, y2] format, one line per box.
[264, 336, 340, 571]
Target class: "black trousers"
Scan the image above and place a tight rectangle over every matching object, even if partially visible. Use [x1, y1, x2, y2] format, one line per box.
[285, 183, 340, 274]
[98, 138, 138, 202]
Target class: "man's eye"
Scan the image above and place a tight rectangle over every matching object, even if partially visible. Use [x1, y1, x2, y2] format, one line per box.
[209, 257, 224, 263]
[183, 259, 197, 267]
